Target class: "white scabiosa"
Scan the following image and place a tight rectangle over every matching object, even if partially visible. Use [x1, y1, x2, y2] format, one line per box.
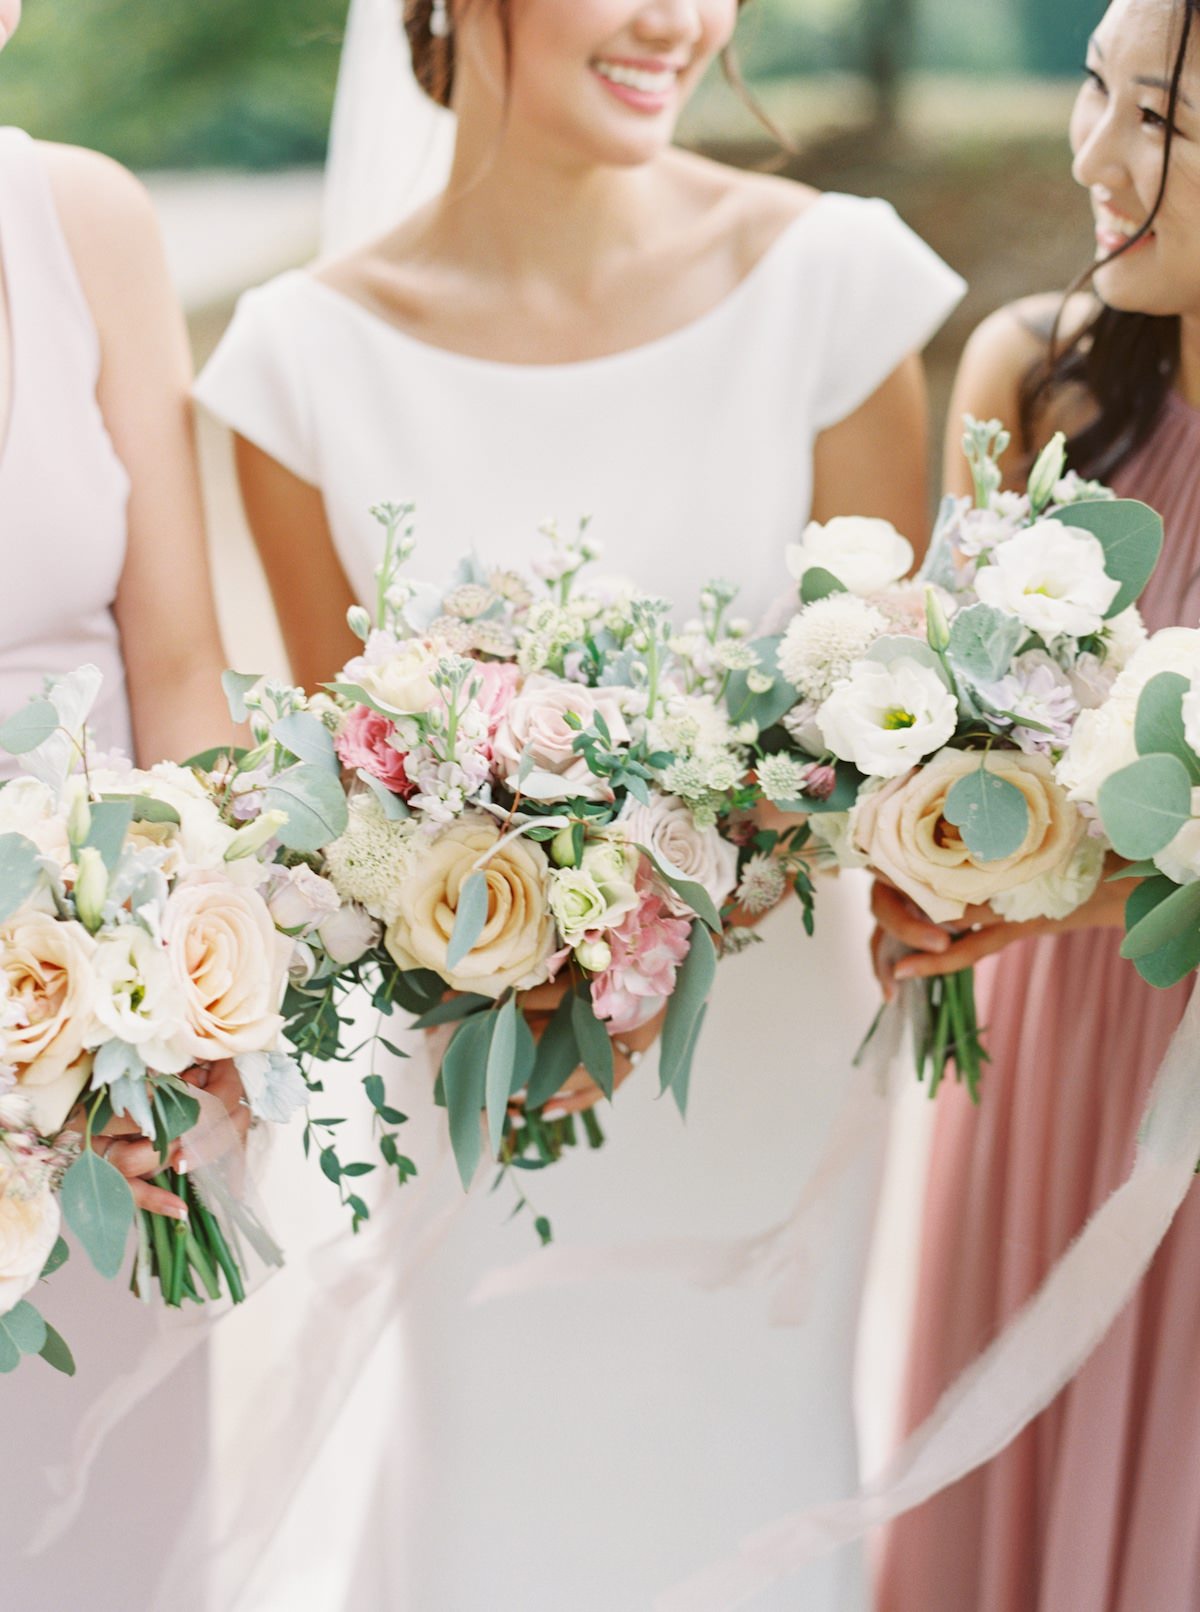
[776, 595, 889, 702]
[323, 795, 418, 924]
[817, 658, 958, 779]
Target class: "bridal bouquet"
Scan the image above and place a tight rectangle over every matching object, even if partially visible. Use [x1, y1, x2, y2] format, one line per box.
[0, 664, 371, 1373]
[280, 507, 775, 1221]
[755, 419, 1163, 1094]
[1061, 625, 1200, 987]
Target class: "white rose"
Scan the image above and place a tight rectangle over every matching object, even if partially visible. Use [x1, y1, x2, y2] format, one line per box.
[992, 834, 1105, 921]
[315, 903, 380, 966]
[0, 778, 70, 866]
[1154, 789, 1200, 885]
[974, 522, 1119, 639]
[344, 632, 444, 714]
[492, 675, 632, 802]
[136, 763, 261, 883]
[619, 794, 738, 914]
[87, 927, 191, 1074]
[0, 907, 95, 1133]
[817, 658, 959, 779]
[384, 813, 556, 998]
[267, 866, 342, 934]
[1113, 626, 1200, 703]
[0, 1186, 60, 1317]
[1056, 701, 1138, 805]
[786, 517, 914, 598]
[161, 875, 292, 1062]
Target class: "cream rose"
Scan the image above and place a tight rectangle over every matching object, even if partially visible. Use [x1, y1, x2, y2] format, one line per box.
[0, 1186, 61, 1317]
[852, 748, 1085, 923]
[619, 794, 738, 915]
[344, 632, 444, 715]
[492, 676, 632, 802]
[161, 874, 292, 1062]
[0, 907, 96, 1133]
[384, 814, 556, 997]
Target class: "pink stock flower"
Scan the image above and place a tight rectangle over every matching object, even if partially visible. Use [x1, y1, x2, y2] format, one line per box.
[589, 881, 692, 1035]
[335, 706, 414, 798]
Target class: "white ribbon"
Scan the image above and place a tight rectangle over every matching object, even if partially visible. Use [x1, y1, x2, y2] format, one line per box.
[656, 976, 1200, 1611]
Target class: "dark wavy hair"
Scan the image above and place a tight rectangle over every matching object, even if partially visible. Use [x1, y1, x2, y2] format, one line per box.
[1019, 0, 1198, 479]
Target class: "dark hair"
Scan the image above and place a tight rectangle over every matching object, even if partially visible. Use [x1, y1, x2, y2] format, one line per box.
[1019, 0, 1197, 479]
[402, 0, 780, 141]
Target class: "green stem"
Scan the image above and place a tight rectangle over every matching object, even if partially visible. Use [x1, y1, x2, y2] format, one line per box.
[194, 1198, 246, 1305]
[184, 1219, 222, 1301]
[146, 1204, 175, 1304]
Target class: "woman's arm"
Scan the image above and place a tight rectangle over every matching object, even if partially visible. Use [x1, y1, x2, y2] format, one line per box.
[46, 144, 233, 765]
[233, 438, 359, 694]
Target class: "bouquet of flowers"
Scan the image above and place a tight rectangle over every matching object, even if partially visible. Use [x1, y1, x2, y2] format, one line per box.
[0, 663, 372, 1373]
[754, 418, 1164, 1095]
[278, 508, 791, 1227]
[1062, 625, 1200, 987]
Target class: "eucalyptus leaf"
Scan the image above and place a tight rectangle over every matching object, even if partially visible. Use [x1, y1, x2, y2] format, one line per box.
[635, 844, 722, 933]
[446, 871, 490, 971]
[411, 993, 493, 1030]
[60, 1150, 135, 1279]
[943, 766, 1030, 863]
[571, 993, 615, 1101]
[659, 922, 717, 1097]
[39, 1323, 76, 1377]
[485, 996, 520, 1157]
[725, 636, 798, 730]
[85, 799, 134, 873]
[0, 832, 42, 923]
[0, 698, 58, 756]
[101, 794, 182, 827]
[799, 567, 849, 605]
[866, 635, 954, 690]
[183, 745, 248, 773]
[264, 764, 349, 854]
[525, 989, 580, 1110]
[221, 671, 262, 725]
[40, 1236, 69, 1279]
[356, 770, 411, 819]
[153, 1082, 202, 1147]
[0, 1300, 46, 1370]
[327, 682, 395, 718]
[273, 711, 339, 774]
[1048, 499, 1164, 618]
[1121, 876, 1200, 965]
[947, 603, 1025, 686]
[1098, 754, 1194, 860]
[670, 1001, 709, 1120]
[1135, 673, 1200, 780]
[441, 1012, 494, 1189]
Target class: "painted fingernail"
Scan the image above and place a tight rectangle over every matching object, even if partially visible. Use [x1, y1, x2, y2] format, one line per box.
[171, 1204, 189, 1223]
[175, 1154, 189, 1175]
[541, 1104, 567, 1121]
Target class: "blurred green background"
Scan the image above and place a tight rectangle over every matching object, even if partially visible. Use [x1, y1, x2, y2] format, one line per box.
[0, 0, 1100, 171]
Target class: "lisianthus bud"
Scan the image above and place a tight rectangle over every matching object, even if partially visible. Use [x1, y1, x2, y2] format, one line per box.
[224, 809, 288, 862]
[925, 586, 951, 654]
[1028, 431, 1067, 514]
[550, 826, 579, 868]
[574, 936, 612, 974]
[73, 846, 108, 933]
[346, 605, 371, 642]
[67, 793, 91, 852]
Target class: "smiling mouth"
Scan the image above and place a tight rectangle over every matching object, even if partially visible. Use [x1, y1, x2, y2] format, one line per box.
[1094, 202, 1154, 254]
[592, 58, 682, 104]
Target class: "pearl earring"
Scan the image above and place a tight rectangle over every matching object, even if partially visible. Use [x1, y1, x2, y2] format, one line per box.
[430, 0, 451, 37]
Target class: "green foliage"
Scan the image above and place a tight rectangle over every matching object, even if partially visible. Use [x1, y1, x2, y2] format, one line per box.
[943, 763, 1030, 863]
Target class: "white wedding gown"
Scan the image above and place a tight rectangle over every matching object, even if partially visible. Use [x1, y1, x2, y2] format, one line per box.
[197, 192, 963, 1612]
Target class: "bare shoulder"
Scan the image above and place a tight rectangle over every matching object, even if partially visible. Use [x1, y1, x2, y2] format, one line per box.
[37, 141, 159, 256]
[666, 150, 821, 272]
[961, 292, 1096, 393]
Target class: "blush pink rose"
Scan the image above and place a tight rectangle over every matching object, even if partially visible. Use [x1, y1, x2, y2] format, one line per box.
[472, 662, 522, 742]
[589, 881, 692, 1034]
[335, 705, 414, 797]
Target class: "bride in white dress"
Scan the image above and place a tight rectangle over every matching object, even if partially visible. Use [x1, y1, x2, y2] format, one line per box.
[196, 1, 963, 1606]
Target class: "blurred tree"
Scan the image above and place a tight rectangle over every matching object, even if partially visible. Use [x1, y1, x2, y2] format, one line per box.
[860, 0, 917, 128]
[1018, 0, 1098, 74]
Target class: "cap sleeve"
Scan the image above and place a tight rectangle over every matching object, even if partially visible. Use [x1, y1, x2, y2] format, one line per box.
[810, 196, 966, 432]
[193, 274, 317, 485]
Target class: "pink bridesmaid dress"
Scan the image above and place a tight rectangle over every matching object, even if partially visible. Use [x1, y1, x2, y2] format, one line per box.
[0, 126, 208, 1612]
[879, 392, 1200, 1612]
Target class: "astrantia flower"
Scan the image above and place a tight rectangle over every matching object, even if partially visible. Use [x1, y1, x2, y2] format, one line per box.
[757, 754, 814, 802]
[817, 658, 958, 779]
[776, 595, 889, 702]
[323, 794, 418, 923]
[442, 583, 494, 621]
[736, 855, 787, 915]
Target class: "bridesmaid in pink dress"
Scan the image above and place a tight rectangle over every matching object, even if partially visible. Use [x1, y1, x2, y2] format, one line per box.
[874, 3, 1200, 1609]
[0, 3, 240, 1604]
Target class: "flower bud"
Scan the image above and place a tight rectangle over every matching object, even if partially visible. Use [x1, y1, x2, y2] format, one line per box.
[67, 793, 92, 853]
[346, 605, 371, 642]
[925, 586, 952, 655]
[1028, 431, 1067, 514]
[224, 809, 289, 862]
[550, 826, 579, 868]
[73, 847, 108, 933]
[574, 937, 612, 974]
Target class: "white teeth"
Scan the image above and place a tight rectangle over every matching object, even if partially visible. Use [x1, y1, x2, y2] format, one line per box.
[1096, 204, 1144, 238]
[594, 61, 676, 95]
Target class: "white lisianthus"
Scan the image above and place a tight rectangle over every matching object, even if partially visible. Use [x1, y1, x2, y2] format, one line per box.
[0, 777, 70, 867]
[267, 866, 342, 934]
[548, 868, 611, 945]
[991, 834, 1105, 922]
[574, 936, 612, 974]
[776, 595, 889, 702]
[817, 658, 958, 779]
[1182, 682, 1200, 759]
[1112, 626, 1200, 704]
[1153, 789, 1200, 885]
[0, 1185, 61, 1318]
[1100, 606, 1148, 673]
[619, 794, 739, 914]
[1056, 700, 1138, 805]
[786, 518, 914, 598]
[974, 522, 1119, 639]
[86, 927, 191, 1074]
[578, 838, 640, 928]
[137, 763, 264, 884]
[315, 903, 380, 966]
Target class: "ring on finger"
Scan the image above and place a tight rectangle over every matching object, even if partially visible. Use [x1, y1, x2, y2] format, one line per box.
[612, 1040, 643, 1068]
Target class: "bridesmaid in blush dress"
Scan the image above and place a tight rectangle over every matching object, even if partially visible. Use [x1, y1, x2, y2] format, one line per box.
[875, 3, 1200, 1609]
[0, 5, 243, 1604]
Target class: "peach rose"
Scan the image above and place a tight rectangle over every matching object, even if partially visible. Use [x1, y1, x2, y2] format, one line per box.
[0, 907, 96, 1134]
[161, 874, 292, 1061]
[385, 813, 556, 997]
[852, 748, 1084, 924]
[0, 1185, 61, 1317]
